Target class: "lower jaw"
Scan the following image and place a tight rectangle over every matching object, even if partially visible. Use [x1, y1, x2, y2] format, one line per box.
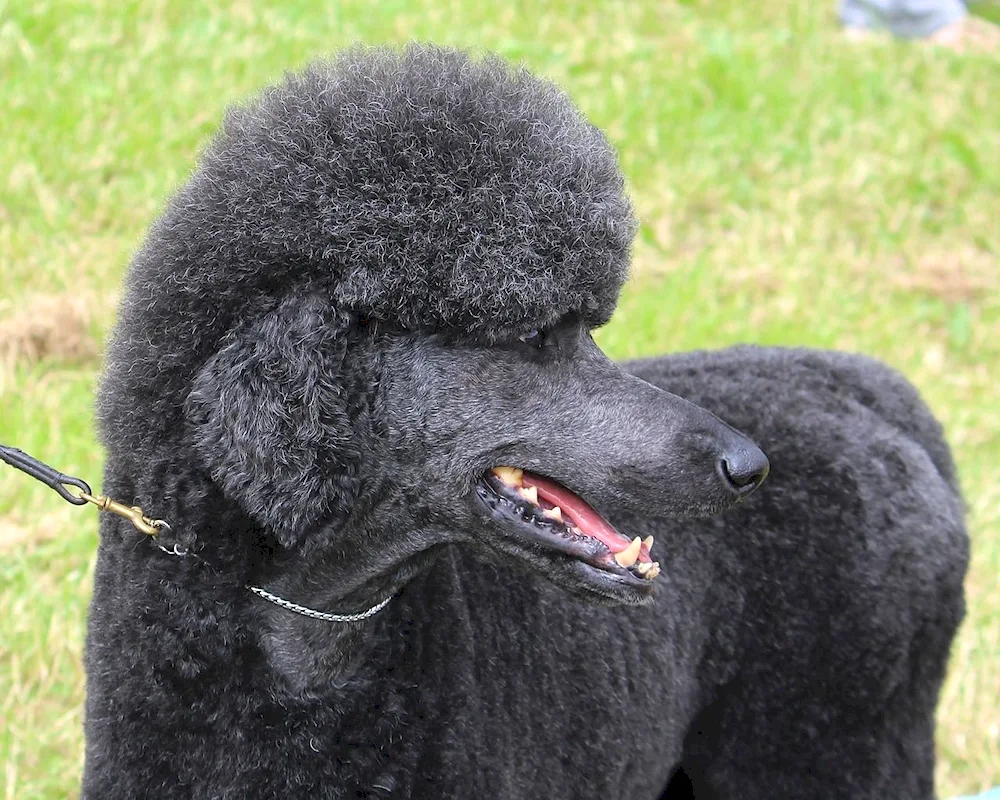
[556, 557, 657, 606]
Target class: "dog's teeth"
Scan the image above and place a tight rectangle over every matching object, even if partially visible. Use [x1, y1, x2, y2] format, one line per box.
[492, 466, 524, 487]
[646, 562, 661, 580]
[636, 562, 651, 575]
[519, 485, 538, 505]
[614, 537, 642, 568]
[643, 536, 654, 551]
[543, 506, 563, 522]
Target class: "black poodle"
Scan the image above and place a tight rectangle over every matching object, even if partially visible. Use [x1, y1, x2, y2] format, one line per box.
[84, 45, 968, 799]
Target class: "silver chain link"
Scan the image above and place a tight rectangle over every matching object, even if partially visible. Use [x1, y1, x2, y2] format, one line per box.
[246, 584, 393, 623]
[153, 537, 392, 623]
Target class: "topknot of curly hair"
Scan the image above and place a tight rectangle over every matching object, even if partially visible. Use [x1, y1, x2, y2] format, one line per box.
[101, 44, 635, 442]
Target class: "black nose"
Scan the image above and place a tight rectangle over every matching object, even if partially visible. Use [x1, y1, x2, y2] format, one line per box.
[718, 444, 770, 497]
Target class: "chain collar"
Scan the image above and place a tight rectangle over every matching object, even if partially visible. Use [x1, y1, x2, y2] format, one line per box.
[246, 585, 393, 622]
[156, 531, 394, 623]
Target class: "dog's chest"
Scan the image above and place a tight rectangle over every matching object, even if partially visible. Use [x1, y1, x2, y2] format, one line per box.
[357, 571, 694, 799]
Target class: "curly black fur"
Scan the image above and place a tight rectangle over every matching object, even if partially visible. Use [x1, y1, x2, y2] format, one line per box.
[84, 45, 968, 800]
[99, 45, 633, 451]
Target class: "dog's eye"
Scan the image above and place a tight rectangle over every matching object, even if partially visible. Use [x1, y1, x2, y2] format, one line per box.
[518, 329, 547, 349]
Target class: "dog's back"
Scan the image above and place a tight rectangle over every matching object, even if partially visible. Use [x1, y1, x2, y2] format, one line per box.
[627, 346, 968, 799]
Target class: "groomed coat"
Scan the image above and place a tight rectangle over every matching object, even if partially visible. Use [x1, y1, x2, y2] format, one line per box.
[85, 45, 968, 799]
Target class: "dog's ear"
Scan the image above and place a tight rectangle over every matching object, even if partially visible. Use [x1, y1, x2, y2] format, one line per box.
[184, 294, 362, 547]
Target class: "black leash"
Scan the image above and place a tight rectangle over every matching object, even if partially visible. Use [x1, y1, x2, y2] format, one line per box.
[1, 444, 93, 504]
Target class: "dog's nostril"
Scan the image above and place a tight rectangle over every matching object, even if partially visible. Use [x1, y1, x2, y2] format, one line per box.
[719, 446, 770, 496]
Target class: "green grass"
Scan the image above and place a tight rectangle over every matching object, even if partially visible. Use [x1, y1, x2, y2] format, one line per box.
[975, 0, 1000, 24]
[1, 1, 998, 797]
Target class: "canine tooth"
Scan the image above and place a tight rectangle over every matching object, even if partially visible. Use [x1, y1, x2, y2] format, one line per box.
[543, 506, 563, 522]
[519, 485, 539, 505]
[614, 537, 642, 568]
[643, 536, 654, 551]
[492, 466, 524, 486]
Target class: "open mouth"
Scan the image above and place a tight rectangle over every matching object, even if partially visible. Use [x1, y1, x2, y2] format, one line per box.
[475, 466, 660, 585]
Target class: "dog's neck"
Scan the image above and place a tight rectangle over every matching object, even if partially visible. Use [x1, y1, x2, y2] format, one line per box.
[252, 527, 453, 690]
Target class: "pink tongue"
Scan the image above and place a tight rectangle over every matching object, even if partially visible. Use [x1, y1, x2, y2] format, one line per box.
[521, 472, 651, 562]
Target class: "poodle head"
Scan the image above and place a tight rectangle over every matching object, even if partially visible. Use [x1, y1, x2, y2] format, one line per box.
[99, 46, 766, 607]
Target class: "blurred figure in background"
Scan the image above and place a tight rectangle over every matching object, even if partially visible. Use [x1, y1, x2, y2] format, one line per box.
[840, 0, 1000, 49]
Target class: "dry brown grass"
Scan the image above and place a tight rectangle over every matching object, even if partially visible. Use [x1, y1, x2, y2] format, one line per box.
[890, 247, 999, 304]
[0, 512, 72, 553]
[0, 294, 101, 369]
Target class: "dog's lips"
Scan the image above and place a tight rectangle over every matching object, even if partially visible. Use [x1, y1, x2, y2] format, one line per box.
[476, 467, 660, 581]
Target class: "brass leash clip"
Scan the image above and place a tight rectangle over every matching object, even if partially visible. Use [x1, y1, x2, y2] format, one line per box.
[76, 492, 167, 537]
[1, 444, 168, 536]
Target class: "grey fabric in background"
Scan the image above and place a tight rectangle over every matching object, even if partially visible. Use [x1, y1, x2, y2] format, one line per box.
[840, 0, 967, 37]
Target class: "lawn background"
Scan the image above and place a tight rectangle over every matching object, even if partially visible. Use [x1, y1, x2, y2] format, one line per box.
[1, 1, 998, 797]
